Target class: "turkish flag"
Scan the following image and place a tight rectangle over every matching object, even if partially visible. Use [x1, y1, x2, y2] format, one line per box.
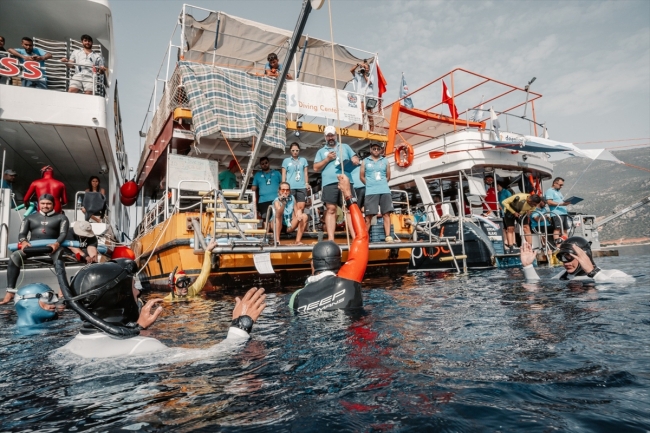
[376, 62, 387, 98]
[442, 80, 459, 119]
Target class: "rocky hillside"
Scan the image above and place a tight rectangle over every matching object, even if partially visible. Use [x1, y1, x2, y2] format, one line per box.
[551, 148, 650, 242]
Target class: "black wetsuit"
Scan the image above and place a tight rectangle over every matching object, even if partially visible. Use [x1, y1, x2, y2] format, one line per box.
[7, 211, 69, 290]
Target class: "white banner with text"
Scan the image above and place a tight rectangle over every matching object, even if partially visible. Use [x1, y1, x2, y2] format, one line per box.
[286, 82, 363, 124]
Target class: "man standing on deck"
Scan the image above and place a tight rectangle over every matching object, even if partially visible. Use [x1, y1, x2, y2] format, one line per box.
[7, 37, 51, 89]
[289, 174, 367, 313]
[2, 169, 16, 190]
[360, 142, 394, 242]
[61, 34, 107, 95]
[219, 160, 239, 189]
[0, 194, 69, 305]
[252, 157, 281, 227]
[545, 177, 572, 244]
[313, 126, 359, 241]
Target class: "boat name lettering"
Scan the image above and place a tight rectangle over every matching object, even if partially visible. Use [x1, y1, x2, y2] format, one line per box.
[0, 58, 44, 80]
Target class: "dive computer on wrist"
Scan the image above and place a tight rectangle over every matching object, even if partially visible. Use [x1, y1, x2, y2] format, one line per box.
[587, 267, 601, 278]
[231, 315, 254, 333]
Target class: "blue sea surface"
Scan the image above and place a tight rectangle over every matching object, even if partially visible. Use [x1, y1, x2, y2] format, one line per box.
[0, 254, 648, 432]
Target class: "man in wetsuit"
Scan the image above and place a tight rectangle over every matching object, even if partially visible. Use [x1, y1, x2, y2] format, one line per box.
[0, 194, 69, 304]
[520, 237, 631, 283]
[289, 174, 368, 313]
[55, 258, 267, 358]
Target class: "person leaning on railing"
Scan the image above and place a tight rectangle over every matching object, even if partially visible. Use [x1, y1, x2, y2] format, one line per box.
[501, 193, 543, 253]
[60, 34, 106, 95]
[7, 37, 51, 89]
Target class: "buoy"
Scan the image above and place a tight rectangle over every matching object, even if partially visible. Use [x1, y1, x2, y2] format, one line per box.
[120, 180, 138, 200]
[112, 246, 136, 260]
[120, 195, 137, 206]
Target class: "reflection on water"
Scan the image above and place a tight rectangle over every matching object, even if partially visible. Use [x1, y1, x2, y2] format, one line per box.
[1, 255, 649, 432]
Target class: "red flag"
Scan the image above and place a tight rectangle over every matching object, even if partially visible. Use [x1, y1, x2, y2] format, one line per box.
[442, 80, 459, 119]
[376, 62, 387, 98]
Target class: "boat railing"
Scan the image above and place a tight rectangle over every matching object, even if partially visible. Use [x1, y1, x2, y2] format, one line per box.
[390, 190, 411, 216]
[73, 191, 109, 223]
[518, 209, 567, 259]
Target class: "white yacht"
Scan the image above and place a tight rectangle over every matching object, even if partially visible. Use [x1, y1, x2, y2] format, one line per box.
[0, 0, 130, 290]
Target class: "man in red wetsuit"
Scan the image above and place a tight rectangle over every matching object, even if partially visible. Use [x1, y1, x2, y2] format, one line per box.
[288, 174, 368, 313]
[23, 166, 67, 213]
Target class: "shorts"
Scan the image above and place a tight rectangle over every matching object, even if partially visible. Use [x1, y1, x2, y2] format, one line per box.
[503, 212, 517, 228]
[355, 187, 366, 209]
[258, 201, 273, 220]
[364, 193, 394, 216]
[322, 183, 343, 207]
[291, 188, 307, 203]
[551, 214, 572, 231]
[69, 73, 94, 92]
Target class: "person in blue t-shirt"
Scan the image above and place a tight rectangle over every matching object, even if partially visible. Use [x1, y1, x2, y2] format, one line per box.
[314, 125, 359, 241]
[7, 37, 51, 89]
[252, 157, 282, 226]
[496, 182, 512, 217]
[282, 142, 309, 223]
[350, 157, 365, 211]
[272, 182, 308, 245]
[264, 52, 293, 80]
[360, 142, 394, 242]
[545, 177, 572, 244]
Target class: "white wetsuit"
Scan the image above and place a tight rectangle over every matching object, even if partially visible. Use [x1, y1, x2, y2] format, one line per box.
[61, 327, 250, 359]
[522, 265, 632, 283]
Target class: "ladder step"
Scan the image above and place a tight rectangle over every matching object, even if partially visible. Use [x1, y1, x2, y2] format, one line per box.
[203, 199, 250, 205]
[214, 228, 268, 235]
[244, 229, 268, 235]
[439, 255, 467, 262]
[206, 207, 252, 213]
[213, 218, 260, 223]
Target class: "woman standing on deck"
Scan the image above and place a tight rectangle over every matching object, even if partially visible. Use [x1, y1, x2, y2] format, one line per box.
[281, 142, 309, 223]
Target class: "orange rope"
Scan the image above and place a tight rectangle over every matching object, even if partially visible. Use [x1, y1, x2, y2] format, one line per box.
[222, 134, 243, 174]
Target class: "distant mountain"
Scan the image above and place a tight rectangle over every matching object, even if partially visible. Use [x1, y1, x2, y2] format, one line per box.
[551, 148, 650, 242]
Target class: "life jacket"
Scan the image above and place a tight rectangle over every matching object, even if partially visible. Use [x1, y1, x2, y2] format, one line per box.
[289, 275, 362, 313]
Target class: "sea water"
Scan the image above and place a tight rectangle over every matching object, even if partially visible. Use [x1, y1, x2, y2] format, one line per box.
[0, 254, 648, 432]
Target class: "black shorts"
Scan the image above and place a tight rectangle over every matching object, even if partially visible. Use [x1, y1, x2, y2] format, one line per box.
[322, 183, 343, 207]
[503, 212, 517, 228]
[355, 187, 366, 209]
[551, 214, 572, 231]
[258, 201, 274, 219]
[364, 193, 394, 216]
[291, 188, 307, 203]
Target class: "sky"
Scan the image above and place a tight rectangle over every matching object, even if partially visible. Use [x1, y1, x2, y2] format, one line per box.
[110, 0, 650, 170]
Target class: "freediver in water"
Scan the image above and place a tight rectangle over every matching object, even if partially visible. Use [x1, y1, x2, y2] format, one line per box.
[54, 258, 266, 358]
[288, 174, 368, 313]
[164, 239, 218, 301]
[520, 236, 632, 282]
[14, 283, 61, 327]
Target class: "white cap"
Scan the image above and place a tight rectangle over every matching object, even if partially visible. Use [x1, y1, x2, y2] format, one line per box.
[324, 125, 336, 136]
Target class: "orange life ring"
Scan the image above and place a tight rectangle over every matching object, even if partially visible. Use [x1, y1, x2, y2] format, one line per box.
[394, 143, 414, 168]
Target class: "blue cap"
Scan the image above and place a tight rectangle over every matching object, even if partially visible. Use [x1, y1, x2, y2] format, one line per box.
[15, 283, 58, 327]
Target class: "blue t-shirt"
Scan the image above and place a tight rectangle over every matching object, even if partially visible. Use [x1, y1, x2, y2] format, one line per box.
[282, 156, 308, 189]
[545, 187, 567, 215]
[15, 48, 47, 78]
[1, 180, 12, 190]
[265, 62, 283, 72]
[351, 164, 364, 189]
[363, 156, 390, 195]
[253, 169, 281, 203]
[498, 189, 512, 208]
[273, 195, 294, 226]
[530, 209, 549, 229]
[314, 143, 355, 186]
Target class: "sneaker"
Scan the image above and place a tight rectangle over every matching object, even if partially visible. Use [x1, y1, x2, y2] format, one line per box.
[385, 236, 394, 243]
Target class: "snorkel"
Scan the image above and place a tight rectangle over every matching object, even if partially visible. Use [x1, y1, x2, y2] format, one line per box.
[55, 259, 141, 339]
[14, 283, 58, 327]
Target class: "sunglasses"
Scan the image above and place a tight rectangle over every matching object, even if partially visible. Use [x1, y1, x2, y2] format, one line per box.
[557, 252, 575, 263]
[15, 291, 59, 304]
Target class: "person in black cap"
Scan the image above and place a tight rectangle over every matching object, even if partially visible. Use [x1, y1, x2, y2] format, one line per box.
[1, 194, 69, 304]
[55, 258, 267, 358]
[288, 174, 368, 313]
[519, 236, 631, 282]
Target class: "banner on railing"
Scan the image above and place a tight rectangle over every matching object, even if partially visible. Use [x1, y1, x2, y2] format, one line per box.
[286, 82, 363, 124]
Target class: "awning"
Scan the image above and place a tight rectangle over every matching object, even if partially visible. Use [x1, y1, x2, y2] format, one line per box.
[182, 11, 370, 89]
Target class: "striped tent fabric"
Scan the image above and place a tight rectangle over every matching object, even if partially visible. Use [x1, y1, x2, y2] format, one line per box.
[178, 62, 286, 150]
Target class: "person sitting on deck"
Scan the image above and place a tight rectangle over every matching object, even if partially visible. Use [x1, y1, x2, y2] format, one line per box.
[54, 258, 267, 358]
[67, 221, 99, 264]
[272, 182, 308, 245]
[264, 53, 293, 80]
[0, 194, 69, 305]
[164, 239, 218, 301]
[252, 156, 282, 227]
[519, 237, 632, 283]
[313, 125, 359, 241]
[288, 175, 368, 313]
[219, 160, 239, 190]
[360, 142, 394, 242]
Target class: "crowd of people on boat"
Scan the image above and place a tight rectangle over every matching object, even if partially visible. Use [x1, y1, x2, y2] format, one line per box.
[0, 33, 106, 93]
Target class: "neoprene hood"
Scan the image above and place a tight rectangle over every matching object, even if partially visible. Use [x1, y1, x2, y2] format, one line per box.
[559, 237, 595, 263]
[15, 283, 57, 326]
[312, 241, 342, 273]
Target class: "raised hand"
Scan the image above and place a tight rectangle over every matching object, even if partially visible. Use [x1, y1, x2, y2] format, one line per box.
[233, 287, 267, 322]
[520, 241, 536, 267]
[570, 245, 595, 274]
[137, 298, 164, 329]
